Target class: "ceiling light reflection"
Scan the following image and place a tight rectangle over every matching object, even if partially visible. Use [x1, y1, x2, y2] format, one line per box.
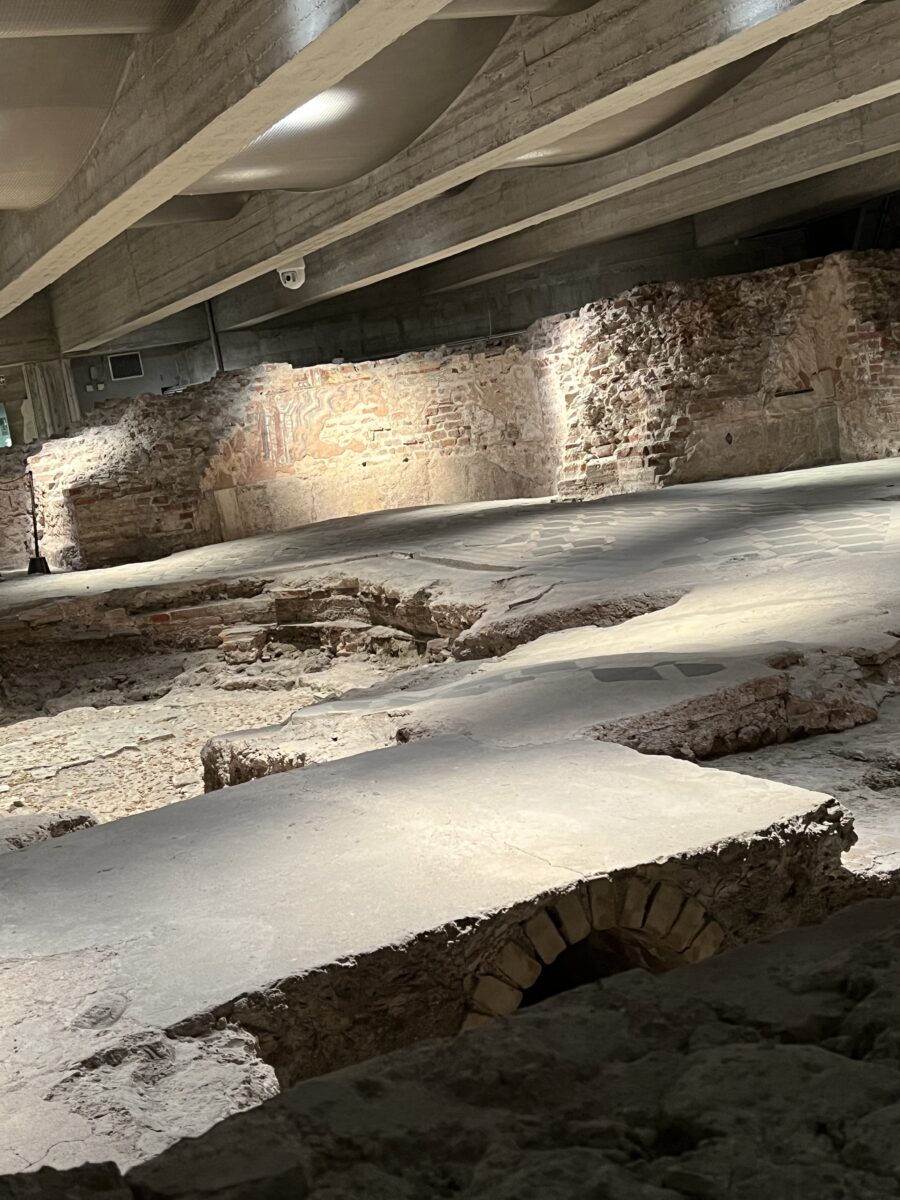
[510, 148, 558, 164]
[267, 87, 359, 140]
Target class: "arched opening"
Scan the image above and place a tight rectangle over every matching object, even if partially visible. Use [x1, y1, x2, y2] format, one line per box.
[519, 928, 685, 1008]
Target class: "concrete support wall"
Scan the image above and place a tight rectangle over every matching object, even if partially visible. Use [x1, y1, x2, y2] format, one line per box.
[3, 249, 898, 571]
[72, 342, 216, 414]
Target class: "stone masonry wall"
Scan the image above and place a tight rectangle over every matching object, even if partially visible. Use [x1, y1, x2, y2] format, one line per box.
[18, 349, 561, 570]
[0, 452, 32, 573]
[5, 249, 899, 571]
[547, 250, 900, 497]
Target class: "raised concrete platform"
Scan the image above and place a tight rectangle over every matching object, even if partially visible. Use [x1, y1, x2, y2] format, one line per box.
[0, 736, 845, 1174]
[203, 553, 899, 862]
[7, 898, 900, 1199]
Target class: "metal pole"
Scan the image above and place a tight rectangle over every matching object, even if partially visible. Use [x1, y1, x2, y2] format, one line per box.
[28, 472, 39, 557]
[27, 470, 50, 575]
[205, 300, 225, 374]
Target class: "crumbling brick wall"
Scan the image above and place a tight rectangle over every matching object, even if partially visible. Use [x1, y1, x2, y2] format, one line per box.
[26, 351, 562, 569]
[834, 253, 900, 460]
[26, 377, 244, 569]
[543, 250, 900, 498]
[0, 451, 33, 572]
[540, 258, 833, 497]
[15, 249, 900, 571]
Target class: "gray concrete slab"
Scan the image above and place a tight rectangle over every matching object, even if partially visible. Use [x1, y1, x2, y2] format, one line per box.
[0, 737, 828, 1028]
[1, 458, 898, 620]
[0, 735, 840, 1173]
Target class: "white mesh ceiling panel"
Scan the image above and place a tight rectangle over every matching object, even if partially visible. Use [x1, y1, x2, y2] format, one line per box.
[0, 1, 197, 209]
[190, 19, 510, 195]
[0, 36, 130, 208]
[0, 1, 196, 36]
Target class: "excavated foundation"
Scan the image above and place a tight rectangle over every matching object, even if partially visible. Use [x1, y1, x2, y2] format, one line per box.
[1, 460, 899, 1177]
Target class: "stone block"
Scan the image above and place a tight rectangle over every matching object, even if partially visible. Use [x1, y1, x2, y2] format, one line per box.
[619, 876, 654, 931]
[493, 941, 542, 990]
[683, 920, 726, 963]
[472, 975, 523, 1016]
[552, 890, 591, 944]
[642, 883, 688, 941]
[667, 897, 710, 953]
[523, 911, 566, 965]
[461, 1012, 494, 1033]
[588, 876, 617, 930]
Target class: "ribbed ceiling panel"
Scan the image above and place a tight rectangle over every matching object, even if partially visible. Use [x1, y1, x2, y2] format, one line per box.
[0, 1, 198, 36]
[0, 36, 131, 208]
[0, 2, 198, 209]
[190, 19, 511, 195]
[504, 49, 778, 168]
[436, 1, 593, 15]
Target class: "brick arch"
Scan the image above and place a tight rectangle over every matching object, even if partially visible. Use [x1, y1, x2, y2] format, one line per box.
[462, 876, 725, 1030]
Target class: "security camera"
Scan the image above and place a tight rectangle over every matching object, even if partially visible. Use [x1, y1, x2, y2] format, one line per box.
[277, 260, 307, 291]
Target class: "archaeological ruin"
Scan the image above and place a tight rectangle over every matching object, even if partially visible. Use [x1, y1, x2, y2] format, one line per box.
[1, 2, 900, 1196]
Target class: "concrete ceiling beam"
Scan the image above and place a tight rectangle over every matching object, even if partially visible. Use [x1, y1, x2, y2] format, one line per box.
[0, 295, 59, 369]
[0, 1, 196, 36]
[0, 0, 453, 322]
[267, 91, 900, 322]
[694, 151, 900, 246]
[89, 308, 212, 357]
[219, 226, 807, 369]
[401, 94, 900, 295]
[50, 0, 867, 351]
[211, 1, 900, 329]
[419, 223, 699, 294]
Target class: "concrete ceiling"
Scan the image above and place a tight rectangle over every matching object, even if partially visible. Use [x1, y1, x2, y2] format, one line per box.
[184, 19, 513, 195]
[0, 2, 195, 36]
[0, 0, 894, 363]
[502, 51, 777, 168]
[0, 3, 198, 210]
[0, 1, 592, 217]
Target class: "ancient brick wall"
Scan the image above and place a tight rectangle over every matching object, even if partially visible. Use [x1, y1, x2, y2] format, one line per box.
[13, 249, 900, 570]
[24, 370, 263, 569]
[544, 250, 900, 498]
[203, 348, 560, 540]
[541, 259, 838, 497]
[834, 254, 900, 461]
[24, 351, 561, 569]
[0, 452, 33, 572]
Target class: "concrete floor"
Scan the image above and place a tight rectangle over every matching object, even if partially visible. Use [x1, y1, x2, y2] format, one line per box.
[0, 737, 838, 1174]
[1, 457, 899, 1174]
[1, 457, 897, 620]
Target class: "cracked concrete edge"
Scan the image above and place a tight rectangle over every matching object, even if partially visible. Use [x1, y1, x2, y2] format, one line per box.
[0, 810, 97, 855]
[9, 894, 900, 1197]
[198, 639, 893, 793]
[163, 798, 852, 1078]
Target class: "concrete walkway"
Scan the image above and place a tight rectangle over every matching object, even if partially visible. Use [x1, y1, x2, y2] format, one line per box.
[0, 737, 839, 1174]
[0, 458, 898, 618]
